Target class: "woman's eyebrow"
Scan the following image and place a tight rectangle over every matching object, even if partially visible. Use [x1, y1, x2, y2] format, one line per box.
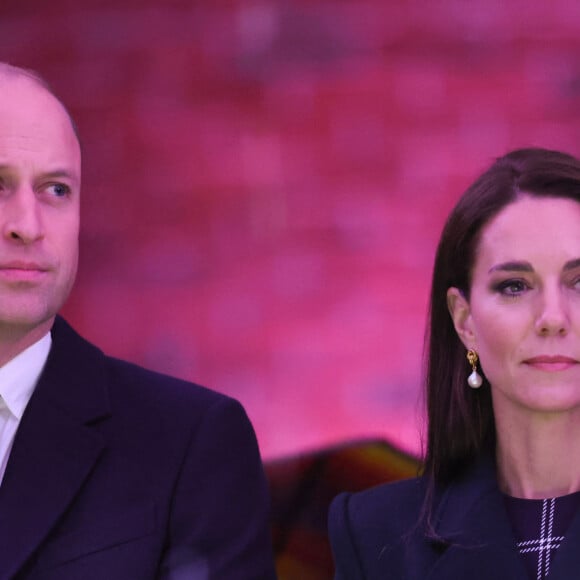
[488, 261, 533, 274]
[488, 258, 580, 274]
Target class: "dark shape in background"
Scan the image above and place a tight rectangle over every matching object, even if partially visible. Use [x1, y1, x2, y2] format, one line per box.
[267, 439, 420, 579]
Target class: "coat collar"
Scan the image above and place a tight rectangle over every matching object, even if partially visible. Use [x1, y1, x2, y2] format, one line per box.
[424, 457, 527, 580]
[425, 455, 580, 580]
[0, 317, 110, 578]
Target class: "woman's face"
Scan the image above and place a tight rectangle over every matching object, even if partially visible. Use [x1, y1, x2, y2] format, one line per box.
[448, 195, 580, 417]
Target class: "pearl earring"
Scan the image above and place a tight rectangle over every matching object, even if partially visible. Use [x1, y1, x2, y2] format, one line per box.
[466, 349, 483, 389]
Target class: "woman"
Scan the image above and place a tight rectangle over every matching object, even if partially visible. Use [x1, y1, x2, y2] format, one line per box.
[329, 147, 580, 580]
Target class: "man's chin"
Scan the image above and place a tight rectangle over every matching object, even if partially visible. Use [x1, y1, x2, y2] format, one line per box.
[0, 308, 58, 337]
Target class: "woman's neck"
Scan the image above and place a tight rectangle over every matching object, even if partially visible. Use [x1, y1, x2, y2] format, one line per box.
[495, 406, 580, 499]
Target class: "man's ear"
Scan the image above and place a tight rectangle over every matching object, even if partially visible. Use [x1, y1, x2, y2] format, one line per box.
[446, 287, 476, 348]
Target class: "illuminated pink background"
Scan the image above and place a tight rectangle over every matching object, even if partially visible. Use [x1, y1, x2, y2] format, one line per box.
[4, 1, 580, 459]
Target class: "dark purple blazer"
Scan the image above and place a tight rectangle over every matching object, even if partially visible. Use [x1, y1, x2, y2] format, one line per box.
[329, 457, 580, 579]
[0, 317, 276, 580]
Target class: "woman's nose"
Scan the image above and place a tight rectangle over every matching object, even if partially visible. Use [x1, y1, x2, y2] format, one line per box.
[535, 288, 570, 336]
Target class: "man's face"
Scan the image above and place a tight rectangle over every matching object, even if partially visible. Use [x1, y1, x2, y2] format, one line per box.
[0, 75, 80, 336]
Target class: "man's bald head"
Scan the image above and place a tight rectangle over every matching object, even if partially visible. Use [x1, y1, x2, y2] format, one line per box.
[0, 62, 80, 144]
[0, 62, 49, 88]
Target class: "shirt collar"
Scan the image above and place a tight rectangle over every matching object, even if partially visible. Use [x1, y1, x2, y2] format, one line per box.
[0, 333, 52, 419]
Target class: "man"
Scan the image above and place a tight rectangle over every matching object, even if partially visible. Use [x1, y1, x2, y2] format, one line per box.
[0, 63, 276, 580]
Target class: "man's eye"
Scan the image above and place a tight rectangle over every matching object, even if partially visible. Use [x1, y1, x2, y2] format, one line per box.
[48, 183, 70, 197]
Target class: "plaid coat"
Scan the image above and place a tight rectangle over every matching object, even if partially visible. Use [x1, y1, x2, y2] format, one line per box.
[329, 456, 580, 579]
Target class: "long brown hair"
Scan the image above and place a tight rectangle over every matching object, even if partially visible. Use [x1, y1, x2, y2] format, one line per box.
[424, 147, 580, 486]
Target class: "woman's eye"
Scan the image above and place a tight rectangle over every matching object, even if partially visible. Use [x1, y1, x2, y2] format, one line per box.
[495, 279, 529, 296]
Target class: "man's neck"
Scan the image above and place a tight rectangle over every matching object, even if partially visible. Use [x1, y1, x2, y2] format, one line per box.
[0, 318, 54, 368]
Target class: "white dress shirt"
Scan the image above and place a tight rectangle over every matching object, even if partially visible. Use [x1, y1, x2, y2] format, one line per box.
[0, 332, 51, 485]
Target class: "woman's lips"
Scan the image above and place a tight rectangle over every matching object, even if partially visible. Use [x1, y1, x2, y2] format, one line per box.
[524, 356, 579, 371]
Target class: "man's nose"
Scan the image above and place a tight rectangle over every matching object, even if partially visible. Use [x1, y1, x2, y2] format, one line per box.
[535, 287, 570, 336]
[1, 188, 44, 244]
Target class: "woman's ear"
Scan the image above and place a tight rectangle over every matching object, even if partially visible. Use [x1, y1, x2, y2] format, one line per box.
[447, 287, 476, 347]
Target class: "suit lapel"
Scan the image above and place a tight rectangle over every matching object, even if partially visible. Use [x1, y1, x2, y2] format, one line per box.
[0, 317, 110, 579]
[426, 458, 529, 580]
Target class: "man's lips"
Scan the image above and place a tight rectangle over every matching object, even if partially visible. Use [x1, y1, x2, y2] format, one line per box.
[523, 356, 579, 371]
[0, 261, 51, 281]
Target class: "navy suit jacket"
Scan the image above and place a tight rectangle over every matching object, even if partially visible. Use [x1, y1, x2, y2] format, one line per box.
[0, 317, 276, 580]
[329, 457, 580, 579]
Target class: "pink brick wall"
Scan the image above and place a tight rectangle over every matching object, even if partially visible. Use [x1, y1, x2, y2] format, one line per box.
[3, 1, 580, 458]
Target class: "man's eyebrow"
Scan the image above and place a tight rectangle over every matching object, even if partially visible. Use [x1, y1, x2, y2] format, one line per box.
[564, 258, 580, 271]
[42, 170, 80, 184]
[488, 261, 534, 274]
[0, 166, 79, 184]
